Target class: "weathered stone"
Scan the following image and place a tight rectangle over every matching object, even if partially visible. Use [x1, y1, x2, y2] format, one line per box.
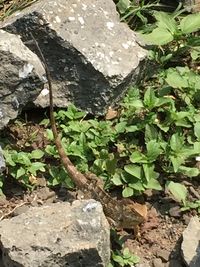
[0, 0, 147, 115]
[0, 30, 45, 129]
[0, 145, 5, 173]
[183, 0, 200, 12]
[0, 200, 110, 267]
[181, 216, 200, 267]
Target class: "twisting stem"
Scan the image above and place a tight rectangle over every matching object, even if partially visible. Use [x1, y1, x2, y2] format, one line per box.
[30, 32, 88, 188]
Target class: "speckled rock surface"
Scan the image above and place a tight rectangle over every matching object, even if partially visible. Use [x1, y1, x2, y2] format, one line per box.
[0, 30, 45, 129]
[1, 0, 147, 114]
[181, 216, 200, 267]
[0, 200, 110, 267]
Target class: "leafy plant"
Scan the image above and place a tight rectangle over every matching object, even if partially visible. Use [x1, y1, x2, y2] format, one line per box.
[109, 247, 140, 267]
[1, 149, 45, 188]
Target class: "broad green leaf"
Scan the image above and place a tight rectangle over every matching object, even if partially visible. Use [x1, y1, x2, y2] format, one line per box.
[130, 100, 144, 108]
[180, 13, 200, 34]
[166, 181, 187, 204]
[165, 68, 189, 88]
[130, 151, 148, 164]
[190, 46, 200, 60]
[16, 167, 26, 179]
[3, 151, 16, 166]
[105, 158, 117, 175]
[143, 164, 159, 181]
[144, 88, 159, 109]
[112, 173, 122, 186]
[122, 186, 134, 198]
[194, 122, 200, 141]
[178, 166, 199, 177]
[129, 181, 144, 191]
[115, 122, 127, 133]
[146, 140, 162, 161]
[170, 133, 184, 152]
[116, 0, 130, 14]
[124, 164, 142, 179]
[125, 125, 138, 133]
[170, 155, 184, 172]
[194, 142, 200, 153]
[28, 162, 46, 175]
[30, 149, 44, 159]
[154, 11, 177, 34]
[145, 125, 158, 143]
[16, 153, 31, 166]
[46, 129, 54, 141]
[145, 178, 162, 190]
[141, 27, 174, 45]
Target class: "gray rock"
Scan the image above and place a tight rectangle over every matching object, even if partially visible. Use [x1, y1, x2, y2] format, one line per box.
[0, 146, 5, 173]
[156, 249, 170, 262]
[0, 30, 45, 129]
[1, 0, 147, 115]
[152, 258, 165, 267]
[0, 200, 110, 267]
[181, 216, 200, 267]
[183, 0, 200, 12]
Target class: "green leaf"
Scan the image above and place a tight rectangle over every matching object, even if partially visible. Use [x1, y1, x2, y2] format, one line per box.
[170, 133, 184, 152]
[180, 13, 200, 34]
[16, 167, 26, 179]
[145, 125, 158, 143]
[146, 140, 162, 161]
[145, 178, 162, 190]
[16, 153, 31, 166]
[178, 166, 199, 177]
[122, 187, 134, 198]
[46, 129, 54, 141]
[144, 88, 159, 109]
[116, 0, 130, 14]
[129, 181, 145, 191]
[112, 173, 123, 186]
[166, 181, 187, 205]
[154, 11, 177, 34]
[105, 158, 117, 175]
[143, 164, 159, 181]
[124, 164, 142, 179]
[169, 155, 184, 172]
[28, 162, 46, 175]
[30, 149, 44, 159]
[165, 68, 189, 88]
[115, 122, 127, 133]
[125, 125, 138, 133]
[194, 122, 200, 141]
[130, 151, 148, 164]
[141, 27, 174, 45]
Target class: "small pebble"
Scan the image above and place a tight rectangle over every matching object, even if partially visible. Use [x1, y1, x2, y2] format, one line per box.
[156, 249, 170, 262]
[168, 206, 181, 218]
[152, 258, 165, 267]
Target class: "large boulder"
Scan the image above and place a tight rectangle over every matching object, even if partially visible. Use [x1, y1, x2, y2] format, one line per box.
[0, 30, 45, 129]
[0, 200, 110, 267]
[0, 0, 147, 115]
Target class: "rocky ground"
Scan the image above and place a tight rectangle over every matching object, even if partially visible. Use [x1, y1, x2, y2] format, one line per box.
[0, 119, 199, 266]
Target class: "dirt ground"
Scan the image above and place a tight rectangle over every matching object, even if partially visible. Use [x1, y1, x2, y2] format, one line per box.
[0, 174, 196, 267]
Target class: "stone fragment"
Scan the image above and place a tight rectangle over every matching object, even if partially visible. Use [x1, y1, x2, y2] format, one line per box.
[152, 258, 165, 267]
[156, 249, 170, 262]
[181, 216, 200, 267]
[0, 30, 45, 129]
[0, 200, 110, 267]
[1, 0, 147, 115]
[183, 0, 200, 12]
